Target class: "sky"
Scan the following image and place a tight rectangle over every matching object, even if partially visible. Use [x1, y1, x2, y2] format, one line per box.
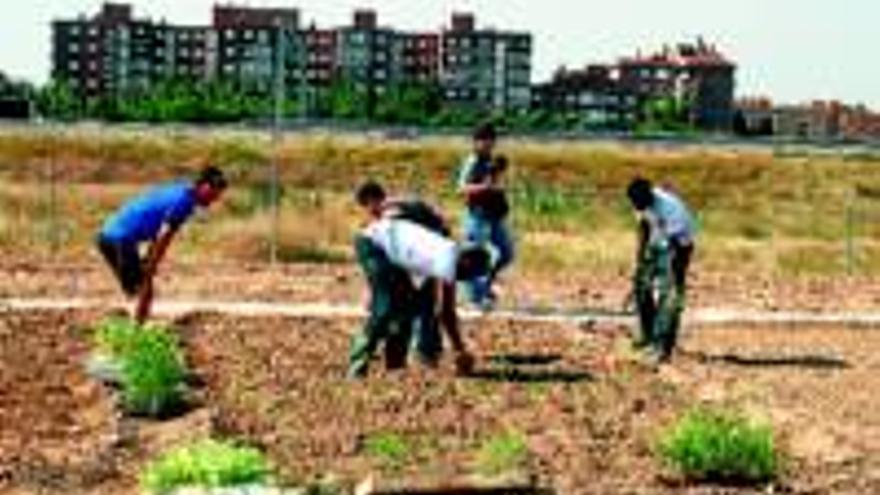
[2, 0, 877, 108]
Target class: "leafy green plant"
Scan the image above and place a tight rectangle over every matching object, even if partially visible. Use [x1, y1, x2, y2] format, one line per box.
[476, 431, 529, 475]
[92, 318, 187, 417]
[94, 317, 141, 357]
[141, 438, 271, 494]
[363, 432, 409, 470]
[121, 327, 187, 416]
[658, 407, 779, 484]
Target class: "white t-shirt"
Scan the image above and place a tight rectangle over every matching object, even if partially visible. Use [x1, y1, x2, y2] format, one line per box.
[642, 187, 695, 247]
[362, 218, 458, 285]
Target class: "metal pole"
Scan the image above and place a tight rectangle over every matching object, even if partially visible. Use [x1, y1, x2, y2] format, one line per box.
[48, 121, 59, 256]
[845, 195, 855, 276]
[270, 20, 285, 265]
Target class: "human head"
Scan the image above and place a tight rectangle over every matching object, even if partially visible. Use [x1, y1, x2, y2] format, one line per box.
[455, 246, 491, 281]
[194, 166, 227, 207]
[355, 180, 387, 219]
[626, 177, 655, 211]
[472, 121, 497, 158]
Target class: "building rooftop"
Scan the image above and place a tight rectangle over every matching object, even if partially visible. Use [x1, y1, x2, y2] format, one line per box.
[619, 39, 734, 68]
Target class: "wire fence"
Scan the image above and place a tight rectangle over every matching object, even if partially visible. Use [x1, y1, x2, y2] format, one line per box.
[2, 121, 880, 305]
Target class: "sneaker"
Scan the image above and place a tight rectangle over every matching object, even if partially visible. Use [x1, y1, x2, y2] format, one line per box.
[474, 297, 496, 313]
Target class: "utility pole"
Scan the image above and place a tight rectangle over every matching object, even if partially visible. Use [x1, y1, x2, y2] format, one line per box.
[270, 18, 286, 265]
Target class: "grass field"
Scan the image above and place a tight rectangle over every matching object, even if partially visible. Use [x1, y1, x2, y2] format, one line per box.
[2, 124, 880, 280]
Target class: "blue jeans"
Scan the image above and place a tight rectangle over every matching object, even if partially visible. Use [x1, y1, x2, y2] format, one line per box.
[463, 211, 514, 304]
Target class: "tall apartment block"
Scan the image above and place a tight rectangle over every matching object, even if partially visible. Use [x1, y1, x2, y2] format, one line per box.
[617, 39, 735, 130]
[211, 5, 302, 93]
[52, 4, 531, 113]
[531, 65, 638, 129]
[440, 13, 532, 111]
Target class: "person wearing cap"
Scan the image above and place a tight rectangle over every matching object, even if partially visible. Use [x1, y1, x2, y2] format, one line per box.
[626, 177, 696, 364]
[457, 122, 515, 310]
[96, 166, 228, 323]
[349, 185, 488, 378]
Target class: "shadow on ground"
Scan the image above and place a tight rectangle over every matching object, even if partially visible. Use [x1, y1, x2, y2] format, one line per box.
[686, 351, 849, 369]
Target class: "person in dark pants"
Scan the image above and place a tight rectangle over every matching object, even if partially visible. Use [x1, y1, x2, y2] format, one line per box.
[351, 181, 479, 377]
[626, 177, 695, 364]
[96, 167, 227, 323]
[457, 123, 515, 311]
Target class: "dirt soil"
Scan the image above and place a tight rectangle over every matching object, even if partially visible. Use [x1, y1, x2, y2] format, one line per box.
[4, 260, 880, 314]
[1, 310, 878, 494]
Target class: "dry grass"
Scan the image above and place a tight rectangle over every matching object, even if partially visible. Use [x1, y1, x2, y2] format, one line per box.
[2, 125, 880, 276]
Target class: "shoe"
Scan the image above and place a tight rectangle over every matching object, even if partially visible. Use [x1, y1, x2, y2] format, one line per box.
[643, 348, 671, 367]
[474, 297, 496, 313]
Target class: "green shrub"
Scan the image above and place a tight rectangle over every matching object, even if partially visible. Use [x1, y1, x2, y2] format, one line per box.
[476, 431, 529, 475]
[121, 327, 187, 416]
[141, 439, 270, 494]
[92, 318, 187, 417]
[658, 407, 778, 484]
[94, 317, 142, 357]
[363, 432, 409, 470]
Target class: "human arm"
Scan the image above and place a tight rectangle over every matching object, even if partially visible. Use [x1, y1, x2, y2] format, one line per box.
[135, 226, 179, 324]
[438, 281, 475, 374]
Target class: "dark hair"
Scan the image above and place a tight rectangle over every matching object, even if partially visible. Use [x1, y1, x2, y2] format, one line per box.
[196, 166, 228, 190]
[355, 180, 386, 206]
[456, 246, 491, 280]
[473, 121, 497, 141]
[626, 177, 654, 210]
[492, 154, 509, 174]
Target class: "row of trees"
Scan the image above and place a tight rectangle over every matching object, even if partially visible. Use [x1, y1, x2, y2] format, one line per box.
[23, 75, 694, 133]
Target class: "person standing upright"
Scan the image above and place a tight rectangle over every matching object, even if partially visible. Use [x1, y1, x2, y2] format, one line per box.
[457, 122, 514, 311]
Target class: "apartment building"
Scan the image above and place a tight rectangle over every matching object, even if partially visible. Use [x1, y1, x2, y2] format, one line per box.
[440, 13, 532, 111]
[52, 3, 533, 114]
[531, 65, 637, 129]
[617, 39, 736, 130]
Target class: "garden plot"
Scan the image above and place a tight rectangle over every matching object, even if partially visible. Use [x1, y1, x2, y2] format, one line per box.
[1, 309, 879, 494]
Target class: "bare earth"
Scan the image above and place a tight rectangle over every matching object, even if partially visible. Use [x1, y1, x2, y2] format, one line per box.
[3, 260, 880, 314]
[1, 306, 878, 494]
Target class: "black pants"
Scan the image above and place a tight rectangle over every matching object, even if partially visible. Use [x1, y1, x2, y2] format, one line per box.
[96, 235, 143, 296]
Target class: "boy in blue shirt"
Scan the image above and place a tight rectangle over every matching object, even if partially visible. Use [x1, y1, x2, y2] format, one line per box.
[96, 166, 227, 323]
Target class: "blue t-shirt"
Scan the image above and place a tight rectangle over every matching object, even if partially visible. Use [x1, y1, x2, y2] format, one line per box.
[101, 181, 197, 244]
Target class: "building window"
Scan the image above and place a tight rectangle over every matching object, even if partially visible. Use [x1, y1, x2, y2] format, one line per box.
[226, 46, 236, 57]
[89, 26, 98, 37]
[69, 60, 80, 71]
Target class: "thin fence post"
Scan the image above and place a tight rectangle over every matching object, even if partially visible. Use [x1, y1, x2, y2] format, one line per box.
[48, 120, 59, 257]
[845, 195, 855, 276]
[269, 19, 286, 266]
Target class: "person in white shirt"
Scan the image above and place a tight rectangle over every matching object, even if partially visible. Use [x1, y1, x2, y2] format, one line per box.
[348, 184, 490, 378]
[626, 177, 696, 364]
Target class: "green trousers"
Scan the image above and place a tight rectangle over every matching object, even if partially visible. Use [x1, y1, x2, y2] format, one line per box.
[348, 235, 416, 378]
[634, 242, 692, 358]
